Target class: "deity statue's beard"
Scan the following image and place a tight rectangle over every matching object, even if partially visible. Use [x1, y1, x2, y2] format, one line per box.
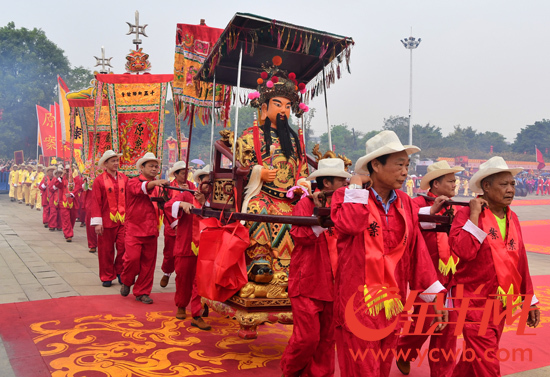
[263, 114, 302, 161]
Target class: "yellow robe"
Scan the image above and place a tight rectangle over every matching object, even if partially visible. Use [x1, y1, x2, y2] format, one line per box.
[8, 170, 17, 198]
[16, 169, 26, 201]
[31, 171, 44, 208]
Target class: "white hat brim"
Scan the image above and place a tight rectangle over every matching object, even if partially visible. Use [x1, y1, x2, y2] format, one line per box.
[136, 156, 161, 170]
[193, 168, 211, 183]
[307, 169, 352, 181]
[98, 153, 122, 169]
[469, 167, 523, 193]
[355, 143, 420, 175]
[419, 167, 464, 190]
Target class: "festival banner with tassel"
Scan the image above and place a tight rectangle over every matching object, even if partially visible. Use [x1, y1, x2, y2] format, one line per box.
[94, 74, 173, 176]
[165, 136, 178, 165]
[58, 76, 83, 147]
[36, 105, 57, 157]
[173, 22, 231, 159]
[68, 98, 111, 176]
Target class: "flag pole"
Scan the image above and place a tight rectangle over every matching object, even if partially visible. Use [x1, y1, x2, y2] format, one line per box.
[35, 105, 40, 160]
[54, 104, 58, 159]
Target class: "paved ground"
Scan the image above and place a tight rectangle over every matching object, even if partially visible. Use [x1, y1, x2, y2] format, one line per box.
[0, 192, 549, 376]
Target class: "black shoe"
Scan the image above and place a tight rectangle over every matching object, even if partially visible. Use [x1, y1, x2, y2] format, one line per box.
[102, 281, 112, 287]
[136, 294, 153, 304]
[120, 284, 130, 297]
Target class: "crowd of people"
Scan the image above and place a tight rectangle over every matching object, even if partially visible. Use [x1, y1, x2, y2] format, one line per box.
[2, 126, 545, 377]
[5, 152, 213, 331]
[2, 136, 544, 377]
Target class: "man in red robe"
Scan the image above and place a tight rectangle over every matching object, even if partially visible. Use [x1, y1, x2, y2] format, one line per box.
[164, 165, 211, 330]
[331, 130, 447, 377]
[47, 167, 63, 232]
[91, 151, 129, 287]
[120, 152, 168, 304]
[55, 165, 82, 242]
[39, 166, 55, 228]
[281, 157, 350, 377]
[449, 156, 540, 377]
[396, 160, 464, 377]
[159, 161, 196, 288]
[82, 178, 98, 253]
[535, 176, 544, 195]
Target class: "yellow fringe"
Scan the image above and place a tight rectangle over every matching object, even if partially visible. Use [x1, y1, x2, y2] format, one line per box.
[109, 212, 125, 223]
[496, 284, 523, 312]
[438, 255, 460, 276]
[158, 215, 164, 231]
[191, 242, 199, 256]
[363, 285, 404, 320]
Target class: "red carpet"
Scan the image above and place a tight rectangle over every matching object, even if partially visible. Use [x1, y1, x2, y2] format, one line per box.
[512, 199, 550, 206]
[388, 274, 550, 376]
[520, 220, 550, 255]
[1, 277, 549, 377]
[0, 292, 291, 377]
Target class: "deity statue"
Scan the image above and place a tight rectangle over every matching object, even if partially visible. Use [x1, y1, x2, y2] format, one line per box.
[236, 56, 310, 281]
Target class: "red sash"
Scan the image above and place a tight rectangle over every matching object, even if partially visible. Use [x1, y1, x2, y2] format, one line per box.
[427, 191, 459, 275]
[362, 193, 409, 319]
[480, 208, 522, 308]
[104, 172, 126, 223]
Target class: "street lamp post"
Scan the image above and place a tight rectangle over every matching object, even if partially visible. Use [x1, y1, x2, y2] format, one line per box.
[401, 32, 421, 146]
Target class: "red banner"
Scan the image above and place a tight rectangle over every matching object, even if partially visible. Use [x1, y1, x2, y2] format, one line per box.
[165, 136, 178, 165]
[36, 105, 57, 157]
[536, 146, 545, 170]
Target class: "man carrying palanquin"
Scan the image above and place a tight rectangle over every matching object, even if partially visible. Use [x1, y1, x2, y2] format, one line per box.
[449, 156, 540, 377]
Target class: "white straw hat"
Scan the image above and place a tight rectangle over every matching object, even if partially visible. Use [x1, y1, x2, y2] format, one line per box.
[168, 161, 187, 177]
[469, 156, 523, 193]
[354, 130, 420, 175]
[193, 164, 211, 183]
[307, 158, 352, 181]
[45, 165, 56, 172]
[136, 152, 161, 169]
[98, 150, 122, 169]
[419, 160, 464, 190]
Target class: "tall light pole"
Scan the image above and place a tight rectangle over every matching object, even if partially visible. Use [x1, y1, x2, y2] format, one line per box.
[401, 30, 421, 146]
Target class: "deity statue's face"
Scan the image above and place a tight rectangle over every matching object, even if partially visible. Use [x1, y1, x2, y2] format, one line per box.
[261, 96, 291, 126]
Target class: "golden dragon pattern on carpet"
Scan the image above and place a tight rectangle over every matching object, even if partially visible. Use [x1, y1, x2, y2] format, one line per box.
[30, 311, 292, 376]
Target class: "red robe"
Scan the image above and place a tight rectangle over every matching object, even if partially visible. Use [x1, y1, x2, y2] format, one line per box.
[161, 179, 196, 275]
[39, 176, 52, 225]
[47, 177, 61, 229]
[449, 206, 538, 377]
[91, 172, 129, 283]
[120, 177, 161, 297]
[164, 192, 203, 317]
[83, 188, 98, 249]
[56, 176, 80, 239]
[397, 194, 458, 377]
[281, 196, 336, 377]
[331, 187, 442, 377]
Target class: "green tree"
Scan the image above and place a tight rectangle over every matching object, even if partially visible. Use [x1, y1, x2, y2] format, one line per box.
[0, 22, 71, 157]
[383, 115, 409, 142]
[319, 124, 365, 162]
[512, 119, 550, 157]
[443, 125, 478, 150]
[64, 66, 95, 93]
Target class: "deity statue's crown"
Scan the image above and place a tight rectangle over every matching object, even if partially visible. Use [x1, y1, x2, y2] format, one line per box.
[248, 56, 309, 117]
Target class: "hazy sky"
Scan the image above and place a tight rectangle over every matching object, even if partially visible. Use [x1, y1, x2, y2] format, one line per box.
[3, 0, 550, 143]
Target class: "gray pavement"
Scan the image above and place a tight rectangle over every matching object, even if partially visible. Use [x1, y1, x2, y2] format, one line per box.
[0, 192, 549, 376]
